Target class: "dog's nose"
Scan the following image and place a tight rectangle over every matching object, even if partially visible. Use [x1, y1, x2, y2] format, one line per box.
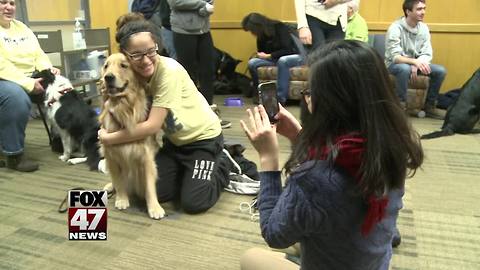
[104, 73, 115, 83]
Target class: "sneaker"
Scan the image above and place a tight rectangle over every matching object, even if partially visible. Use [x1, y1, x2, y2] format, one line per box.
[222, 149, 260, 195]
[6, 154, 39, 172]
[210, 104, 220, 115]
[222, 149, 242, 174]
[221, 120, 232, 129]
[210, 104, 232, 129]
[424, 103, 445, 120]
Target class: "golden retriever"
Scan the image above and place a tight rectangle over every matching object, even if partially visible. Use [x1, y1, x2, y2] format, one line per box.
[99, 53, 165, 219]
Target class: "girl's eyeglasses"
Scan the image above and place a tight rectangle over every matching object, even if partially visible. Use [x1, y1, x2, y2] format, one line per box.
[125, 44, 158, 61]
[300, 89, 311, 96]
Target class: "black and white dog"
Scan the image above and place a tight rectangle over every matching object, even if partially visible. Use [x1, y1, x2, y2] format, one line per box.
[34, 70, 101, 170]
[421, 68, 480, 139]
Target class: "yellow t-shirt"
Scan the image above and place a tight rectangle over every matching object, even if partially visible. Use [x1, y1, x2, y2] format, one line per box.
[0, 19, 52, 91]
[146, 56, 221, 146]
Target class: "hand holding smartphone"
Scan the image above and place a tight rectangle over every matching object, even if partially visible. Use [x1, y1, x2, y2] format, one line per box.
[258, 81, 279, 123]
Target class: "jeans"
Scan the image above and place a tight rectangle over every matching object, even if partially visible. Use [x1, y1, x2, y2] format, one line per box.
[161, 27, 177, 60]
[248, 55, 305, 104]
[0, 80, 31, 155]
[388, 63, 446, 105]
[306, 15, 345, 50]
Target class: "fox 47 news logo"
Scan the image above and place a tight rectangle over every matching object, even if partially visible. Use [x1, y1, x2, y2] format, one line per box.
[68, 190, 107, 240]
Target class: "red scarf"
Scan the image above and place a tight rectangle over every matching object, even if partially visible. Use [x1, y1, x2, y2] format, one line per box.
[308, 134, 389, 236]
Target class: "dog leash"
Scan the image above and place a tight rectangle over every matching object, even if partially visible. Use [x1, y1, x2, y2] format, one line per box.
[57, 186, 116, 213]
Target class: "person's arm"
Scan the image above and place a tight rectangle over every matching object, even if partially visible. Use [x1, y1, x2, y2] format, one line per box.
[99, 106, 168, 145]
[269, 25, 297, 59]
[0, 54, 36, 92]
[417, 26, 433, 64]
[385, 24, 425, 68]
[294, 0, 308, 29]
[0, 26, 37, 91]
[258, 170, 326, 249]
[256, 38, 265, 54]
[167, 0, 206, 11]
[323, 0, 352, 9]
[275, 104, 302, 143]
[294, 0, 312, 45]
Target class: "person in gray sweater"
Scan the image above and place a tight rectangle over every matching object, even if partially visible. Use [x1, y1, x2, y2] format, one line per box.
[167, 0, 215, 103]
[385, 0, 446, 119]
[239, 40, 424, 270]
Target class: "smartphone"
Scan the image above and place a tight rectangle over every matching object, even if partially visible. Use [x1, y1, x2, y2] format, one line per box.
[258, 81, 279, 123]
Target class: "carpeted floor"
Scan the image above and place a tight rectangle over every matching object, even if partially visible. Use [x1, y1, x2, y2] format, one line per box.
[0, 95, 479, 270]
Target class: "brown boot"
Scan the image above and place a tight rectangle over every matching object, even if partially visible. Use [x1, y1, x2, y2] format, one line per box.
[6, 154, 39, 172]
[424, 103, 445, 120]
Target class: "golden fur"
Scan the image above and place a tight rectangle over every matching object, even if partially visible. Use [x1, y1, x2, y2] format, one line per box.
[99, 53, 164, 219]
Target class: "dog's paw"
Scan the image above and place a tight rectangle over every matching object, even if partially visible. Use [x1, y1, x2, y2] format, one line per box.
[115, 198, 130, 210]
[103, 182, 114, 192]
[67, 157, 87, 165]
[59, 155, 70, 162]
[98, 159, 109, 174]
[148, 203, 165, 220]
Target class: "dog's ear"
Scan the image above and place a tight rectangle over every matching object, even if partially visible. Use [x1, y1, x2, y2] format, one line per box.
[44, 69, 56, 85]
[33, 69, 56, 88]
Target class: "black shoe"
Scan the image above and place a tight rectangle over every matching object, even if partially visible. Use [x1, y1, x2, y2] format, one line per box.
[392, 228, 401, 248]
[220, 120, 232, 129]
[210, 104, 232, 129]
[6, 154, 39, 172]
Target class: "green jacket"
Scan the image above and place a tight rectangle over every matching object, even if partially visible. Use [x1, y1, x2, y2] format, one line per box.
[345, 13, 368, 43]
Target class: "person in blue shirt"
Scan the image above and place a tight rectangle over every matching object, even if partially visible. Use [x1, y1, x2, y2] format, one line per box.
[239, 40, 424, 270]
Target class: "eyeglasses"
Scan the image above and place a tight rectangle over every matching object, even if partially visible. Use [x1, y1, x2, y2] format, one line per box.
[0, 0, 15, 6]
[125, 44, 158, 61]
[300, 89, 311, 96]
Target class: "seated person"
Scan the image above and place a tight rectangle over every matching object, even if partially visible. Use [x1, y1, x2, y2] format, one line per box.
[345, 0, 368, 42]
[242, 13, 303, 105]
[0, 0, 60, 172]
[239, 40, 424, 270]
[385, 0, 446, 118]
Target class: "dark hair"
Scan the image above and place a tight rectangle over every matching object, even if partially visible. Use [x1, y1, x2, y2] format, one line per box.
[285, 40, 423, 198]
[241, 12, 281, 38]
[115, 12, 163, 52]
[403, 0, 426, 17]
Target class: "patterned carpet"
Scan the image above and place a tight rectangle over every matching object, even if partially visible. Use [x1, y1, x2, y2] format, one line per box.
[0, 97, 479, 270]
